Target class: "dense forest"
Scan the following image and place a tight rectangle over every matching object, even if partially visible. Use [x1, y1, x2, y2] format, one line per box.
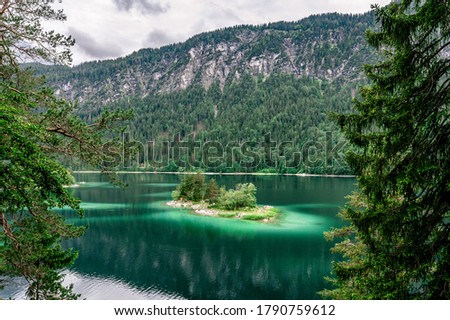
[2, 0, 448, 302]
[33, 12, 376, 95]
[33, 12, 379, 174]
[84, 74, 357, 174]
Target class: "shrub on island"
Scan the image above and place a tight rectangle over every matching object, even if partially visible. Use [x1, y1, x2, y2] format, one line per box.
[172, 173, 221, 202]
[172, 173, 257, 210]
[170, 173, 278, 222]
[214, 183, 256, 210]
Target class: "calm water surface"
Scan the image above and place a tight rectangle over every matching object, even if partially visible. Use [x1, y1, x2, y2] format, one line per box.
[16, 174, 356, 300]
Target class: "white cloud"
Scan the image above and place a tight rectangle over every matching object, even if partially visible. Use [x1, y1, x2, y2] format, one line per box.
[47, 0, 392, 65]
[68, 27, 124, 59]
[112, 0, 170, 15]
[144, 28, 178, 48]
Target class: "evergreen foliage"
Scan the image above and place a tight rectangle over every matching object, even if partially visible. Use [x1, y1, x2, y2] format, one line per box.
[30, 12, 379, 175]
[101, 74, 356, 174]
[1, 1, 130, 299]
[172, 173, 257, 210]
[33, 12, 376, 89]
[215, 183, 257, 211]
[322, 0, 450, 299]
[205, 179, 221, 203]
[172, 173, 206, 202]
[3, 217, 82, 300]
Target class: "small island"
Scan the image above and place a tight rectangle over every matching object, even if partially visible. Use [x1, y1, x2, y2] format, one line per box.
[167, 173, 280, 222]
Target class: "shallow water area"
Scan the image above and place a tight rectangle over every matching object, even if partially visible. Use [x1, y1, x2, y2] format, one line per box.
[2, 173, 355, 300]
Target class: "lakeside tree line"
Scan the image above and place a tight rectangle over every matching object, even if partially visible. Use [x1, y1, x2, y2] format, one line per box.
[72, 74, 358, 174]
[1, 0, 448, 301]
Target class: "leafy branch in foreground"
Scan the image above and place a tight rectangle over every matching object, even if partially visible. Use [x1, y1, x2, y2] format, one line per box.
[0, 0, 74, 68]
[0, 76, 131, 299]
[322, 0, 449, 299]
[0, 1, 132, 299]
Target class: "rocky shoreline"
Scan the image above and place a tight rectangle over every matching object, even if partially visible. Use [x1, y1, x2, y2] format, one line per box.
[166, 200, 279, 223]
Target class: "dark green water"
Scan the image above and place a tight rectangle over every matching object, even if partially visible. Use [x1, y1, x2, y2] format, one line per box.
[61, 173, 355, 300]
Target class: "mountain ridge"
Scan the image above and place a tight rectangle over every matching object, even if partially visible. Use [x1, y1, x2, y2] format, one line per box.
[30, 12, 381, 174]
[33, 12, 377, 107]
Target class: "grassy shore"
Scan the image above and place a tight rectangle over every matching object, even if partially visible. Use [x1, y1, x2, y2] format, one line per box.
[166, 200, 280, 223]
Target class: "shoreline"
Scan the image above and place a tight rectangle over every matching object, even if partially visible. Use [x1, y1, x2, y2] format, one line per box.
[73, 171, 355, 178]
[166, 200, 279, 223]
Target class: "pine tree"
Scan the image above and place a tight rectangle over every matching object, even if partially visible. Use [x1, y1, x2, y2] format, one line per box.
[322, 0, 450, 299]
[1, 1, 130, 299]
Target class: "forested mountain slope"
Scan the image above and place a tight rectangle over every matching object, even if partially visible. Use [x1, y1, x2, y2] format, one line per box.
[33, 12, 378, 174]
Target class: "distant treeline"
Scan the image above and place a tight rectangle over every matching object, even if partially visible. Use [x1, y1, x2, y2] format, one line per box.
[68, 74, 360, 174]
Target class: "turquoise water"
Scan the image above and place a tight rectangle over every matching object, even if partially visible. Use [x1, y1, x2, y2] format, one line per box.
[60, 173, 355, 300]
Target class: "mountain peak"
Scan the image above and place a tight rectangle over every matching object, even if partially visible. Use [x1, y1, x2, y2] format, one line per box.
[35, 12, 376, 106]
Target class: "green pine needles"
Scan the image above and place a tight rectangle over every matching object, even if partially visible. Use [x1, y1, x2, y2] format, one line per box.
[322, 0, 450, 299]
[172, 173, 257, 211]
[1, 1, 131, 299]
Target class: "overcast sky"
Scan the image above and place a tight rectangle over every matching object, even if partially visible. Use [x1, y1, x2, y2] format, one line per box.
[48, 0, 392, 65]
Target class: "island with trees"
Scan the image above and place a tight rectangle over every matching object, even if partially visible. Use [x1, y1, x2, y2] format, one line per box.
[167, 173, 280, 222]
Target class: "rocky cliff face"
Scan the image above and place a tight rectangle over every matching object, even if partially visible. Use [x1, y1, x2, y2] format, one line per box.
[36, 12, 376, 106]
